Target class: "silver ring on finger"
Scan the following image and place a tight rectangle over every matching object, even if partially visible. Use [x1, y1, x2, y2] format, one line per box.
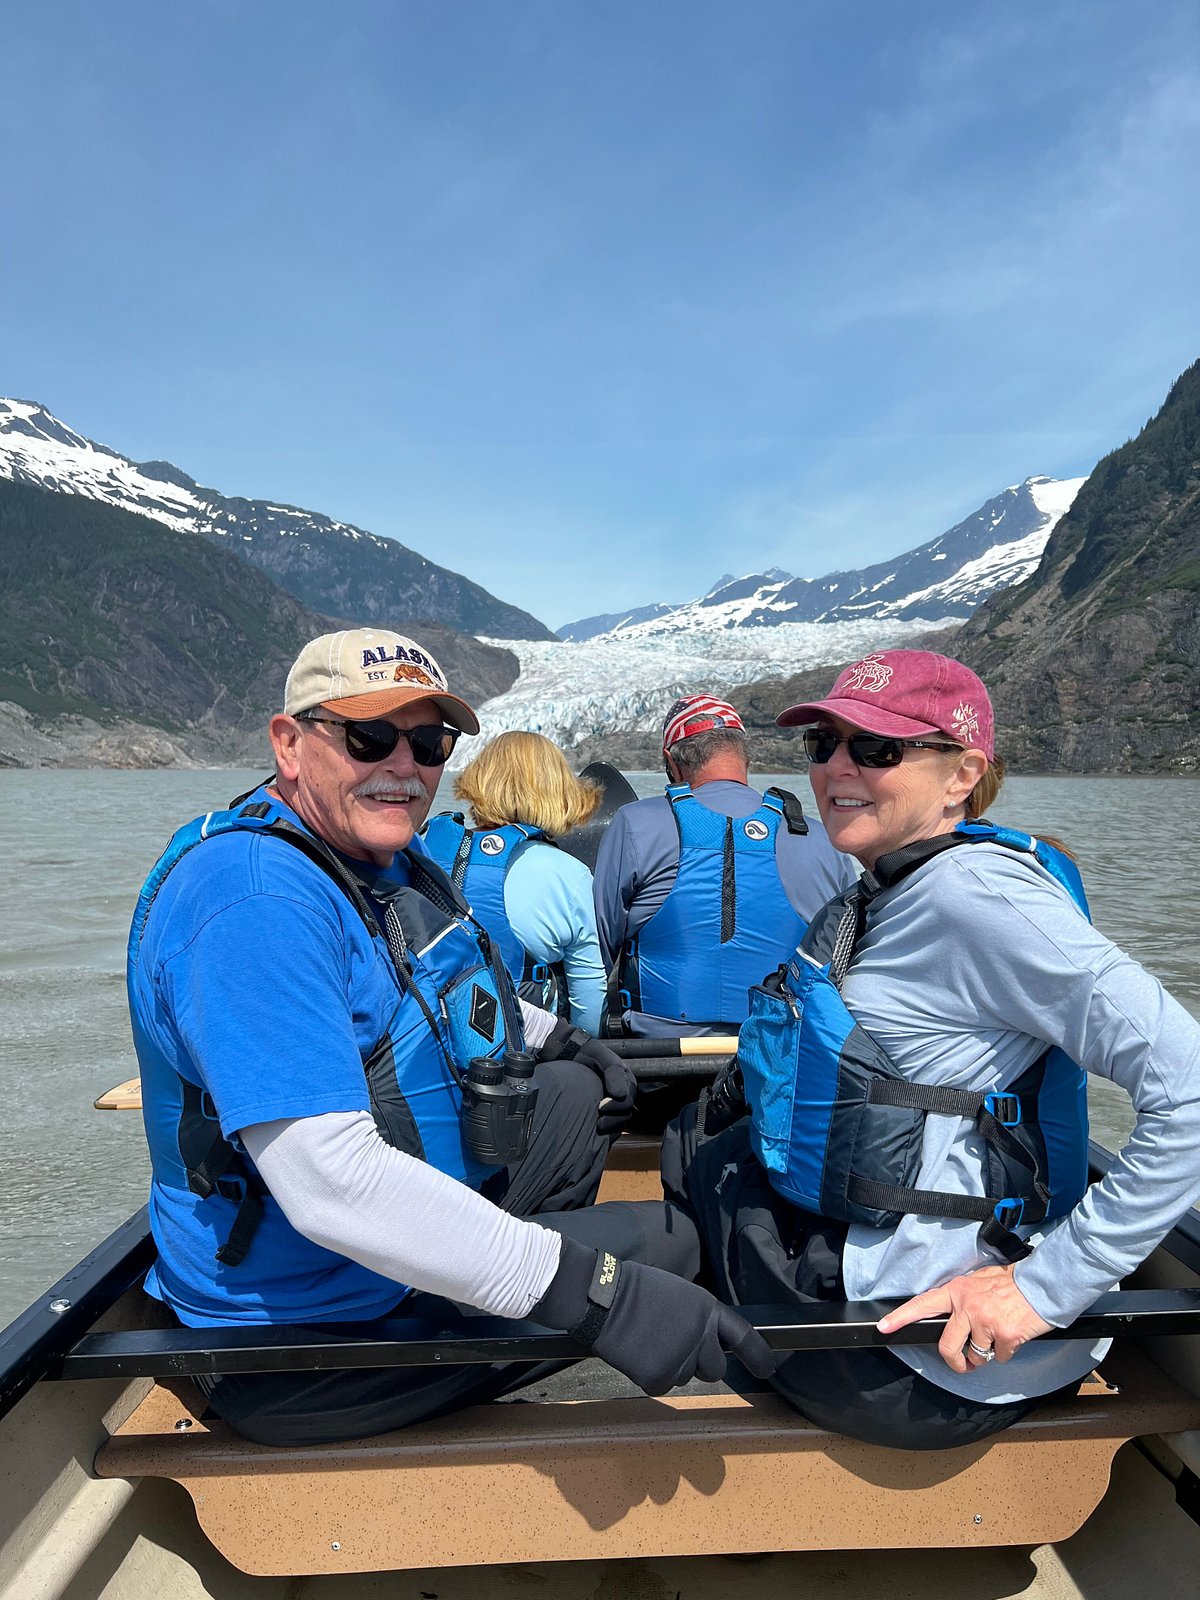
[966, 1338, 996, 1363]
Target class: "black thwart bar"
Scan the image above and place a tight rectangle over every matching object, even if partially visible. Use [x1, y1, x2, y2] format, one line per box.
[54, 1289, 1200, 1382]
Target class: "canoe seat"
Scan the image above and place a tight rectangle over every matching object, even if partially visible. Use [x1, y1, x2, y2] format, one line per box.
[94, 1346, 1200, 1578]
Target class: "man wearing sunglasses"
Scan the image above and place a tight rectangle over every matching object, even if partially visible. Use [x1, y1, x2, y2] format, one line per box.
[129, 628, 771, 1446]
[594, 694, 856, 1040]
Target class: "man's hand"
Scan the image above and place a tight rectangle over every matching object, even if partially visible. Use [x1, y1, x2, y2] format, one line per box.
[532, 1236, 774, 1393]
[536, 1020, 637, 1137]
[876, 1265, 1054, 1374]
[574, 1038, 637, 1136]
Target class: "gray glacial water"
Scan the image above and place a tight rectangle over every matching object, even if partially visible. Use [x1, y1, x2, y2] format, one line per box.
[0, 767, 1195, 1329]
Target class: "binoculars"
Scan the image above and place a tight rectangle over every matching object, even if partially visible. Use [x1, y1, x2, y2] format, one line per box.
[461, 1050, 540, 1165]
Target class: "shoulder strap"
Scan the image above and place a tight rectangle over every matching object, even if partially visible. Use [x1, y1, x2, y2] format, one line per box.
[763, 787, 809, 835]
[867, 832, 967, 893]
[235, 804, 380, 931]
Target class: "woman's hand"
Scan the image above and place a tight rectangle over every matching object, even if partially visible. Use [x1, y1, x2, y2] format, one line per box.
[876, 1265, 1054, 1373]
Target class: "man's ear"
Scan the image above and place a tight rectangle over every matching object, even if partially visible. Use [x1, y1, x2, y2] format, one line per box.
[270, 715, 303, 783]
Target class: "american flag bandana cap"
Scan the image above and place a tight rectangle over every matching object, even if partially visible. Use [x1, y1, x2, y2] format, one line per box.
[662, 695, 746, 755]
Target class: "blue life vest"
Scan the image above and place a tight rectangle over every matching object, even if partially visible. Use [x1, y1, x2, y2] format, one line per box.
[619, 785, 809, 1028]
[129, 794, 524, 1266]
[423, 812, 569, 1015]
[737, 822, 1091, 1263]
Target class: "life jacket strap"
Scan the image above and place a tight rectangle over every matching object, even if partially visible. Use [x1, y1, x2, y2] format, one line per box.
[845, 1178, 1036, 1262]
[214, 1181, 267, 1267]
[764, 787, 809, 835]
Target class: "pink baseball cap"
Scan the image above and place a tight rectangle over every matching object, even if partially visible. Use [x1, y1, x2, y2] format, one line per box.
[776, 649, 994, 759]
[662, 695, 746, 755]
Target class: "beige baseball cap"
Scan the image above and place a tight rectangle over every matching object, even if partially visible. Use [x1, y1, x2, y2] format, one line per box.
[284, 629, 480, 734]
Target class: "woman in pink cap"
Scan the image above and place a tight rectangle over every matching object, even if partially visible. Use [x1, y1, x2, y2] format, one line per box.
[664, 648, 1200, 1450]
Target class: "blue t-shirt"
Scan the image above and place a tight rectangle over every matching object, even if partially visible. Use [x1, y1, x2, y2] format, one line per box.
[130, 792, 411, 1326]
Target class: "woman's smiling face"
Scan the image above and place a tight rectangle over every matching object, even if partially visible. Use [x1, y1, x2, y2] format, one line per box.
[808, 716, 985, 870]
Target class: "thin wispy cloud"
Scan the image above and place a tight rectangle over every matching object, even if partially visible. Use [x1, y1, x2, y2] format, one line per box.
[2, 1, 1197, 626]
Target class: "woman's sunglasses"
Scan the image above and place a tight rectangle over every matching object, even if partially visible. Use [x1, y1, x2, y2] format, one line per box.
[802, 728, 962, 769]
[299, 714, 460, 768]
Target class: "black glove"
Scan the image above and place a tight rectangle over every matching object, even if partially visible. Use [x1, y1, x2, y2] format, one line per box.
[696, 1057, 747, 1138]
[531, 1235, 774, 1395]
[536, 1021, 637, 1138]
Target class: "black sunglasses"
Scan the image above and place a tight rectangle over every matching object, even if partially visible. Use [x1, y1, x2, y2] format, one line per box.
[299, 715, 460, 768]
[802, 728, 962, 769]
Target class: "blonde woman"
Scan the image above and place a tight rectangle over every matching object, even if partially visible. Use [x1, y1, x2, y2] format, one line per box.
[424, 731, 607, 1034]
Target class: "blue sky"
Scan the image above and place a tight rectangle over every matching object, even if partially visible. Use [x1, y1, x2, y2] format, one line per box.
[3, 2, 1199, 630]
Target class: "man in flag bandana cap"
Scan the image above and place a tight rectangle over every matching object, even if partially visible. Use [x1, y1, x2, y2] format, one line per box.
[593, 694, 856, 1044]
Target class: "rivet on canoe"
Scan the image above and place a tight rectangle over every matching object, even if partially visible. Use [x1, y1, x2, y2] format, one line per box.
[49, 1298, 71, 1315]
[174, 1418, 193, 1431]
[332, 1542, 341, 1551]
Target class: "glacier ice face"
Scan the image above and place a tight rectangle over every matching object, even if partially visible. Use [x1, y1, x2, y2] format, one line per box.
[456, 616, 954, 764]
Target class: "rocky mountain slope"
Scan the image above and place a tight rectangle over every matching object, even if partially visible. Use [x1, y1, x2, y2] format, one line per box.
[560, 477, 1084, 641]
[954, 362, 1200, 772]
[710, 362, 1200, 775]
[0, 398, 554, 641]
[0, 478, 518, 767]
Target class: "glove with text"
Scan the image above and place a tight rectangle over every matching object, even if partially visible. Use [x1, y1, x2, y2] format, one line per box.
[531, 1235, 775, 1394]
[536, 1020, 637, 1138]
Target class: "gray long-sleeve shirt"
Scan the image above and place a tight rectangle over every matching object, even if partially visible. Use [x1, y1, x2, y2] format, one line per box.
[593, 780, 857, 1035]
[839, 841, 1200, 1402]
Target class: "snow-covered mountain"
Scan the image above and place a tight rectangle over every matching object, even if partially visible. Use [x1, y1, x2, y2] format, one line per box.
[0, 397, 554, 640]
[563, 477, 1085, 642]
[557, 602, 680, 642]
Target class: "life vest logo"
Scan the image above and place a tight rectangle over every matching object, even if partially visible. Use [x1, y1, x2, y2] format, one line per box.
[843, 654, 893, 693]
[479, 834, 506, 856]
[468, 984, 498, 1042]
[949, 702, 980, 743]
[743, 819, 770, 841]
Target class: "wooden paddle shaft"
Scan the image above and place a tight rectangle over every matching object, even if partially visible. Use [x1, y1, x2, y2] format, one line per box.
[608, 1036, 738, 1058]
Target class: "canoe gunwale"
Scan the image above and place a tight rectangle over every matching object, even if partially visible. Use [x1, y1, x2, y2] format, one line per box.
[0, 1206, 153, 1425]
[5, 1145, 1200, 1425]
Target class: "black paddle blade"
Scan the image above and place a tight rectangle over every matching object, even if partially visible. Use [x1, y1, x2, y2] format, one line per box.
[559, 761, 639, 869]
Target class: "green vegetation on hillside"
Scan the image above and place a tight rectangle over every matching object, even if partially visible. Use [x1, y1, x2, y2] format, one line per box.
[0, 478, 340, 726]
[0, 478, 521, 762]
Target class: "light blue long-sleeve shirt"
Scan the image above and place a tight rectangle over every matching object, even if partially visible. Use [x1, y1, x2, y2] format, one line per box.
[839, 841, 1200, 1402]
[501, 845, 606, 1035]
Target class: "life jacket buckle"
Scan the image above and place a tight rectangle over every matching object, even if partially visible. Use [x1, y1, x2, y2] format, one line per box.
[529, 963, 550, 983]
[993, 1198, 1025, 1229]
[617, 989, 632, 1010]
[984, 1092, 1022, 1127]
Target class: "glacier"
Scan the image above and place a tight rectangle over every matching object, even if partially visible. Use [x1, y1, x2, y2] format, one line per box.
[458, 616, 955, 764]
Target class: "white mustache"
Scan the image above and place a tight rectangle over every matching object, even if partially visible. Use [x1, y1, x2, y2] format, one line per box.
[354, 775, 426, 801]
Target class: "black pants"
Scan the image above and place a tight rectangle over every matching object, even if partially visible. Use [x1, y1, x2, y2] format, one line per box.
[195, 1060, 699, 1446]
[662, 1107, 1054, 1452]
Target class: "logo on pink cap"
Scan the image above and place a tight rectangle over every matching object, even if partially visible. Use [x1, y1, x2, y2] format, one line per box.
[843, 655, 894, 693]
[776, 649, 995, 759]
